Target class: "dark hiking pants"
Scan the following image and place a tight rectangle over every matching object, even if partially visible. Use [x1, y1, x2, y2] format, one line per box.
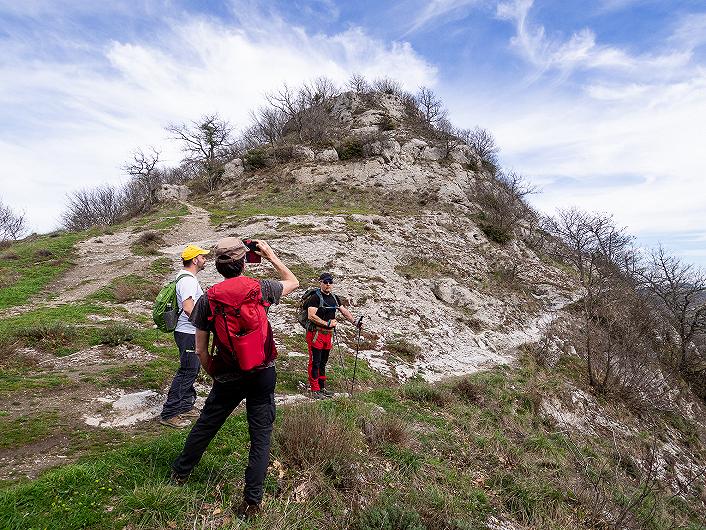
[161, 331, 200, 420]
[172, 366, 276, 505]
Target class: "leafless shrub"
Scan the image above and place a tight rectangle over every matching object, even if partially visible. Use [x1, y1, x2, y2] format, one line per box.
[474, 171, 535, 244]
[0, 198, 27, 241]
[346, 73, 370, 94]
[121, 147, 163, 207]
[265, 77, 342, 145]
[166, 113, 233, 191]
[638, 246, 706, 375]
[567, 435, 667, 530]
[371, 77, 403, 95]
[61, 185, 128, 231]
[245, 106, 287, 147]
[461, 127, 499, 170]
[415, 86, 447, 127]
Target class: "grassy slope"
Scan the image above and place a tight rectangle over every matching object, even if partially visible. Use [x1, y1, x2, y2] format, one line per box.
[1, 354, 703, 530]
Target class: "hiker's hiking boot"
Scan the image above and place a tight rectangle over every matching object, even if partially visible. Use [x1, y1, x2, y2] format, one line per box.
[235, 500, 261, 519]
[180, 407, 201, 419]
[310, 390, 328, 400]
[159, 414, 191, 428]
[170, 470, 189, 486]
[320, 388, 335, 398]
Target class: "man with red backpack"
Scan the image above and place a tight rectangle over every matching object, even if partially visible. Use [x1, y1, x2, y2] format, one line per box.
[170, 237, 298, 518]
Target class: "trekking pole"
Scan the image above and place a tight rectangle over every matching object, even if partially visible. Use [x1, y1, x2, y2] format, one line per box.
[333, 330, 352, 394]
[350, 323, 362, 397]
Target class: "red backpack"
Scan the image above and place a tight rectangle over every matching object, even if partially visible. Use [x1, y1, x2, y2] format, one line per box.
[205, 276, 277, 375]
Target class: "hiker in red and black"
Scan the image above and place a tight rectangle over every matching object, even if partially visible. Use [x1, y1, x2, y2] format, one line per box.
[305, 272, 361, 399]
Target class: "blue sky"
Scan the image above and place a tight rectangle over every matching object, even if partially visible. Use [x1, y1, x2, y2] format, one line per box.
[1, 0, 705, 265]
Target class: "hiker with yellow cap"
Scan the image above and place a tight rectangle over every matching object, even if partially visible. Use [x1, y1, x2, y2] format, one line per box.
[159, 243, 210, 428]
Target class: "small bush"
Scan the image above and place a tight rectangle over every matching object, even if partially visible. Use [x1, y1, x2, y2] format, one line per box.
[379, 114, 396, 131]
[0, 240, 11, 250]
[361, 415, 410, 449]
[356, 501, 425, 530]
[131, 231, 164, 256]
[402, 380, 448, 406]
[97, 324, 135, 346]
[337, 138, 365, 160]
[276, 404, 360, 469]
[16, 323, 78, 352]
[479, 221, 513, 244]
[451, 378, 484, 405]
[34, 248, 54, 260]
[243, 148, 269, 169]
[385, 337, 421, 361]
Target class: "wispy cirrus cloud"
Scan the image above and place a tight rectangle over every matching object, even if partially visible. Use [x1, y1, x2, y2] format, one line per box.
[404, 0, 483, 34]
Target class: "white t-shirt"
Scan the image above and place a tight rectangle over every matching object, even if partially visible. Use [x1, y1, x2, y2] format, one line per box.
[175, 270, 204, 334]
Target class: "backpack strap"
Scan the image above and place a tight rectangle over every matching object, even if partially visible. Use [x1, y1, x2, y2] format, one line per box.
[173, 273, 193, 320]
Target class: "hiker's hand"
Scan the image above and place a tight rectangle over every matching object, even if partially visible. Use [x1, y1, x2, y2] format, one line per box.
[329, 319, 338, 328]
[254, 240, 275, 260]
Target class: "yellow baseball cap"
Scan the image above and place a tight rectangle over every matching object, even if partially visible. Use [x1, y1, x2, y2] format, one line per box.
[181, 244, 210, 261]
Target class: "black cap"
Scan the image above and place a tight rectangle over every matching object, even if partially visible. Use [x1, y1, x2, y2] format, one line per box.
[319, 272, 334, 282]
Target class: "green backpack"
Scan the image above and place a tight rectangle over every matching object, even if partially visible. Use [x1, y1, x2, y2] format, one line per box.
[152, 273, 191, 332]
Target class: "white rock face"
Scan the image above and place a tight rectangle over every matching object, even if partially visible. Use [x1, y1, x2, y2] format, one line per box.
[292, 145, 315, 162]
[421, 146, 444, 161]
[223, 158, 244, 181]
[431, 277, 479, 310]
[315, 148, 339, 162]
[156, 184, 189, 202]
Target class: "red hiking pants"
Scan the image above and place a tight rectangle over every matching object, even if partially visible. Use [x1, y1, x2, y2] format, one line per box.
[306, 330, 333, 391]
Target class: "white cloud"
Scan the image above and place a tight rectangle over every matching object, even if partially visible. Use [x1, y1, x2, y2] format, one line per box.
[495, 0, 692, 77]
[0, 11, 436, 232]
[447, 3, 706, 264]
[405, 0, 482, 34]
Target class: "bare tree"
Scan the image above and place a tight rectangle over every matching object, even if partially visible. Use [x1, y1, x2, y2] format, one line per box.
[0, 198, 27, 241]
[61, 185, 126, 231]
[545, 209, 637, 390]
[639, 247, 706, 374]
[166, 114, 233, 191]
[121, 147, 162, 207]
[346, 73, 370, 94]
[371, 77, 403, 95]
[247, 106, 287, 147]
[464, 127, 500, 170]
[415, 86, 447, 127]
[474, 171, 535, 244]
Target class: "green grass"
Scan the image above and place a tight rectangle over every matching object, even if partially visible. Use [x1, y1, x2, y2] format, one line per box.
[0, 303, 110, 355]
[89, 274, 159, 303]
[0, 354, 703, 529]
[202, 188, 376, 226]
[0, 232, 84, 309]
[0, 412, 63, 449]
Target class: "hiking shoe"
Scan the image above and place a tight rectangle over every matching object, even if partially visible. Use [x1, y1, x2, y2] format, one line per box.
[310, 390, 327, 400]
[180, 407, 201, 419]
[320, 388, 335, 398]
[159, 415, 191, 428]
[170, 470, 189, 486]
[234, 500, 261, 519]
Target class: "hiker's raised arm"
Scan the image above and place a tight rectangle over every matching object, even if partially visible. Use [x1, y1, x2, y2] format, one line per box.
[255, 240, 298, 296]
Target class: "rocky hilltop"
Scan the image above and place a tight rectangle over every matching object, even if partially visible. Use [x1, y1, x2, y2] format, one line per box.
[1, 87, 704, 529]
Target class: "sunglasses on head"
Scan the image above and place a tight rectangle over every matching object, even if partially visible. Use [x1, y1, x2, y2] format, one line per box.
[322, 280, 333, 284]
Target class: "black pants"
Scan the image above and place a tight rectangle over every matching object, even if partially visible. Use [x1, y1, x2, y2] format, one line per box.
[161, 331, 200, 420]
[172, 366, 276, 505]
